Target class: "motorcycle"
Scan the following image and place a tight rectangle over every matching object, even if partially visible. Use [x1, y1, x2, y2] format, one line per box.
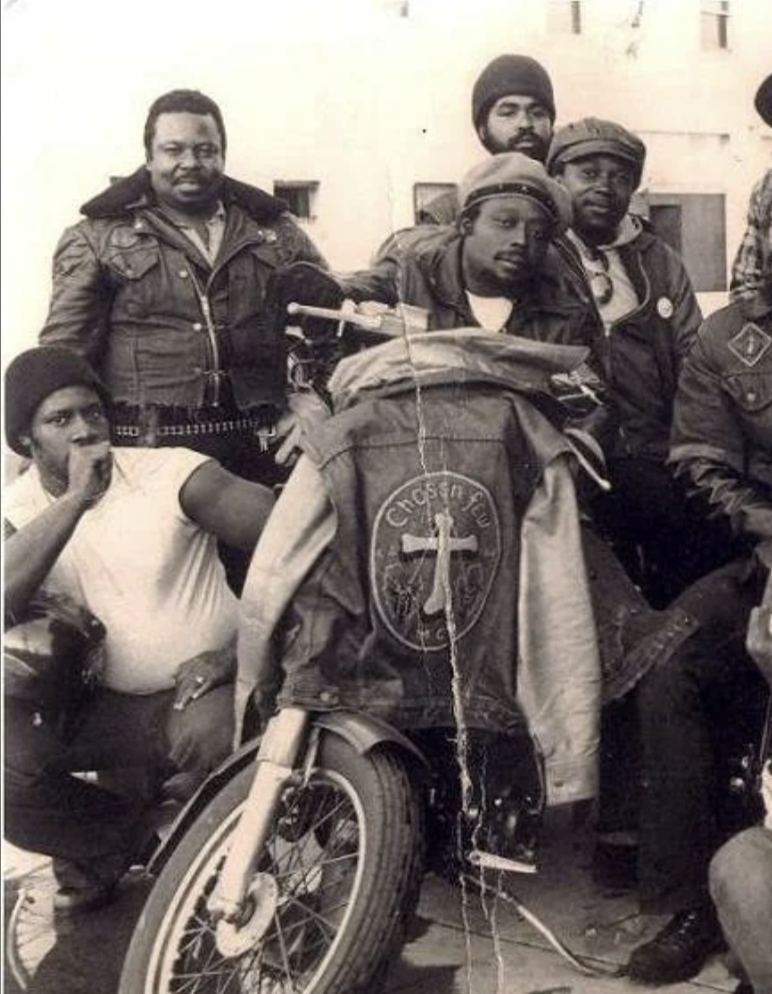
[117, 303, 682, 994]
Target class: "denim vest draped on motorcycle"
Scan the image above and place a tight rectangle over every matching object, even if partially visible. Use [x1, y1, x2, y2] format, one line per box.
[237, 332, 603, 804]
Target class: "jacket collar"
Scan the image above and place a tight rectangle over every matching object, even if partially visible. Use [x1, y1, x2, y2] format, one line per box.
[418, 233, 587, 317]
[327, 329, 589, 411]
[79, 166, 288, 224]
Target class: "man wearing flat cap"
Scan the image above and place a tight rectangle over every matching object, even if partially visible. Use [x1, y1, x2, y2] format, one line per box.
[548, 117, 729, 608]
[3, 346, 273, 914]
[345, 152, 602, 361]
[411, 54, 593, 314]
[730, 71, 772, 300]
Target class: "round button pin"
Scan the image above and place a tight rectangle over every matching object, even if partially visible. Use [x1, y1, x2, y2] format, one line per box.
[657, 297, 674, 319]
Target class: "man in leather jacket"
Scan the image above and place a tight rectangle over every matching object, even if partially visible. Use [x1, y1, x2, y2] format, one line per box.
[623, 271, 772, 984]
[39, 89, 328, 495]
[350, 152, 602, 352]
[548, 117, 732, 606]
[282, 151, 607, 436]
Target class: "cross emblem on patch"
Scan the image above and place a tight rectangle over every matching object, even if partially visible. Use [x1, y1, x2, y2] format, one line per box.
[401, 510, 479, 615]
[727, 322, 772, 367]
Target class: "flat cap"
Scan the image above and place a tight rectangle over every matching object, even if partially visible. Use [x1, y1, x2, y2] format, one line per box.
[4, 346, 111, 456]
[547, 117, 646, 189]
[458, 152, 573, 232]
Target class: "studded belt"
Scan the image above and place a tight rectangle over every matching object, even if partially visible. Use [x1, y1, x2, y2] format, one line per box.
[112, 418, 276, 440]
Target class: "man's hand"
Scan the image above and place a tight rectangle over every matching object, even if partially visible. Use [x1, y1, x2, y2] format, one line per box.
[274, 391, 332, 466]
[68, 441, 112, 507]
[746, 563, 772, 689]
[173, 643, 236, 711]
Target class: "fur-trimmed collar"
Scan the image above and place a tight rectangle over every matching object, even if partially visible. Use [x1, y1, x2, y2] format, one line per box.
[79, 166, 288, 223]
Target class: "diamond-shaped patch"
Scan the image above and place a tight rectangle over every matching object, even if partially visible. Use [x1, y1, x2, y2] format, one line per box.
[727, 322, 772, 367]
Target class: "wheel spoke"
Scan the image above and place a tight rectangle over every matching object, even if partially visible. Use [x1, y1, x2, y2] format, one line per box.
[144, 769, 366, 993]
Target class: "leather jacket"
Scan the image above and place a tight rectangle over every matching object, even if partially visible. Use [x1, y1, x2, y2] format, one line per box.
[346, 225, 602, 352]
[40, 169, 327, 413]
[670, 288, 772, 541]
[600, 228, 703, 461]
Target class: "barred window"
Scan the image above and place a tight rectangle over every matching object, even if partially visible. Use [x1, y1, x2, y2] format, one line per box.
[646, 192, 727, 292]
[273, 181, 319, 221]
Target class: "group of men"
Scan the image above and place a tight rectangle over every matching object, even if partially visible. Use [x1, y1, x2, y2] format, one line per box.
[3, 54, 771, 991]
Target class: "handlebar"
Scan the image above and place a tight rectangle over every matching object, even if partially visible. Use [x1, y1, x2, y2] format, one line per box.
[287, 301, 430, 340]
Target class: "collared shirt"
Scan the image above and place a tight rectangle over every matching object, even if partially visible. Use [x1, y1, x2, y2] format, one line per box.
[730, 168, 772, 300]
[165, 201, 227, 264]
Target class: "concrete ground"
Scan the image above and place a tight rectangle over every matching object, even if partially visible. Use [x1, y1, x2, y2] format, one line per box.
[3, 808, 742, 994]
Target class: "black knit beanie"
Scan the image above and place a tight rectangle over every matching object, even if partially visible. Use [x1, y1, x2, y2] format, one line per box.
[4, 346, 111, 455]
[756, 73, 772, 127]
[472, 54, 556, 132]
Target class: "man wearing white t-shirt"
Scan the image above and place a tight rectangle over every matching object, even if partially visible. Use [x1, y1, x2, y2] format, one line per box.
[4, 346, 274, 913]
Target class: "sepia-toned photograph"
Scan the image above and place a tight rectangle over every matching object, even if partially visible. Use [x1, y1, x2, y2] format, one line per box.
[2, 1, 771, 992]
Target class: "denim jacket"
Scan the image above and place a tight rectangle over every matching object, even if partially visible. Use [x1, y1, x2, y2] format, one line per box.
[237, 331, 603, 805]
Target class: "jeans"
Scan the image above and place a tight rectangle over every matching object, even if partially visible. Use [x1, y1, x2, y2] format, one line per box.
[710, 827, 772, 994]
[592, 456, 735, 609]
[4, 684, 234, 885]
[636, 557, 767, 913]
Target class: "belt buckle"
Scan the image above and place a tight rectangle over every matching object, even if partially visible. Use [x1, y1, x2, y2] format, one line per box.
[255, 424, 277, 453]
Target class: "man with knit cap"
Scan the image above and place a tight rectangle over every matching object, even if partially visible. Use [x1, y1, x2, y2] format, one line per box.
[419, 54, 556, 226]
[548, 117, 731, 608]
[4, 346, 274, 914]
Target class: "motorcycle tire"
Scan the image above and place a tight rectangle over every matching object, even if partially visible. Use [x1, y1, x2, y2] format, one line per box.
[119, 732, 423, 994]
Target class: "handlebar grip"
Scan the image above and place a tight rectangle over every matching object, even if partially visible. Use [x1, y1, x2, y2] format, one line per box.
[286, 302, 383, 332]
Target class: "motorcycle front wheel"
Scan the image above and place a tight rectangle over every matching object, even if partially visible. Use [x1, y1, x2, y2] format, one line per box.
[119, 732, 423, 994]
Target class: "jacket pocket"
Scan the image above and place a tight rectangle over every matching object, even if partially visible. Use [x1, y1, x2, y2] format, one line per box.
[105, 245, 164, 320]
[725, 371, 772, 414]
[105, 244, 160, 282]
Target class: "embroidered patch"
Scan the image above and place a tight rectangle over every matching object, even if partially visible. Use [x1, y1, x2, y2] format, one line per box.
[727, 322, 772, 367]
[370, 471, 501, 652]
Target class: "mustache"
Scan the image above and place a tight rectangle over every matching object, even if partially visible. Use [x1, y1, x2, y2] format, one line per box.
[496, 250, 528, 262]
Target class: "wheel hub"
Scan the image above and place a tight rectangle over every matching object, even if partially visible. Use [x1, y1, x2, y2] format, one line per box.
[215, 873, 279, 958]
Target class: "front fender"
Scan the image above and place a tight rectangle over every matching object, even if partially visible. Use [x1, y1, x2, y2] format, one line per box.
[147, 710, 428, 874]
[313, 710, 429, 766]
[147, 736, 261, 875]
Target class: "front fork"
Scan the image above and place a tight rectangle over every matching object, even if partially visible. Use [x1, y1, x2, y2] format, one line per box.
[208, 707, 312, 921]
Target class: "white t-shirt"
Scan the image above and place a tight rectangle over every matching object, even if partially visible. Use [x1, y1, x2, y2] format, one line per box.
[466, 293, 514, 332]
[4, 448, 239, 694]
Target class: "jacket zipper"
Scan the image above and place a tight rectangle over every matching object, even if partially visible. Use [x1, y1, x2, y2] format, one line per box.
[138, 210, 281, 407]
[199, 233, 283, 407]
[188, 267, 223, 407]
